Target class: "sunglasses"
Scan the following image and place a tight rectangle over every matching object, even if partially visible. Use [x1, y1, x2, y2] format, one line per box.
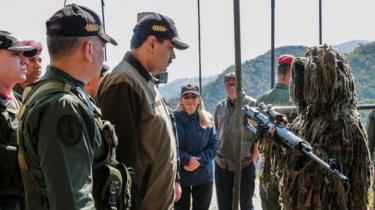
[182, 95, 198, 100]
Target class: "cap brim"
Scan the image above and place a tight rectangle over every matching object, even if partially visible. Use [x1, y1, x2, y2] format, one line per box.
[99, 32, 118, 46]
[172, 37, 189, 50]
[224, 76, 235, 83]
[182, 90, 200, 96]
[8, 45, 38, 57]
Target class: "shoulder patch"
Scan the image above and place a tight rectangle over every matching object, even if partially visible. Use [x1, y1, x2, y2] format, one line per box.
[57, 115, 82, 147]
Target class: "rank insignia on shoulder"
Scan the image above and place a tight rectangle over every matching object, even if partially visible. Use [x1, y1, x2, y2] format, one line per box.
[57, 114, 82, 147]
[154, 100, 162, 107]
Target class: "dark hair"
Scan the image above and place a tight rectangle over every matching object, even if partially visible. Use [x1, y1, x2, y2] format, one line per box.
[130, 33, 166, 49]
[47, 36, 91, 59]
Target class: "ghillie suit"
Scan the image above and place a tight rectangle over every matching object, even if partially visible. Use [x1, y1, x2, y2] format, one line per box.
[279, 45, 370, 210]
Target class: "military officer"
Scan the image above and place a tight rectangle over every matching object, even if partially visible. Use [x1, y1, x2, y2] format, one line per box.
[0, 30, 37, 210]
[17, 4, 119, 210]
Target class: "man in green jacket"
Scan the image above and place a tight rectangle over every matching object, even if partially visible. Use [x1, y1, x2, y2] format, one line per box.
[18, 4, 118, 210]
[97, 12, 189, 210]
[0, 30, 37, 210]
[256, 54, 294, 210]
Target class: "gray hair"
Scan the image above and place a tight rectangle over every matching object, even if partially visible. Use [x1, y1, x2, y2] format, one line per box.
[47, 36, 93, 60]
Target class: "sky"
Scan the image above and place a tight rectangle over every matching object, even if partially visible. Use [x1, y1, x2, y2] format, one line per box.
[2, 0, 375, 81]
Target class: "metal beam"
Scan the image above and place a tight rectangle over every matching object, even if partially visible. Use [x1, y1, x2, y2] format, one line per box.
[271, 104, 375, 113]
[232, 0, 243, 209]
[101, 0, 107, 61]
[271, 0, 275, 88]
[319, 0, 322, 44]
[197, 0, 202, 94]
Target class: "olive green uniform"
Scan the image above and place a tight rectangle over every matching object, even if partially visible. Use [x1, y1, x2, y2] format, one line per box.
[366, 110, 375, 208]
[19, 66, 106, 210]
[0, 94, 24, 210]
[256, 83, 293, 210]
[257, 83, 291, 107]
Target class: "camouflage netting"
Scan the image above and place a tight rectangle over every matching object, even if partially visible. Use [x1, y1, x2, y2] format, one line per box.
[279, 45, 370, 210]
[259, 128, 285, 189]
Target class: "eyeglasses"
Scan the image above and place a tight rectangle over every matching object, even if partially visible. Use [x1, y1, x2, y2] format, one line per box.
[182, 95, 198, 100]
[225, 83, 235, 87]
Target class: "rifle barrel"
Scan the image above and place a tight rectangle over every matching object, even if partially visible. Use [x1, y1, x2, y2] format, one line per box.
[298, 145, 348, 181]
[272, 104, 375, 113]
[243, 105, 349, 181]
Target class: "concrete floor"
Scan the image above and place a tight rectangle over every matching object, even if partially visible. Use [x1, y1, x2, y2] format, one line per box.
[209, 180, 262, 210]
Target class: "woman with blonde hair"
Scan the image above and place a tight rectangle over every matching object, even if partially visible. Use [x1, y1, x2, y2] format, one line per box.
[174, 84, 219, 210]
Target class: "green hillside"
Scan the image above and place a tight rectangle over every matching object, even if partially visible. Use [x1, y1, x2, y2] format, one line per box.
[159, 75, 216, 101]
[347, 42, 375, 124]
[167, 42, 375, 116]
[348, 41, 375, 104]
[201, 46, 307, 113]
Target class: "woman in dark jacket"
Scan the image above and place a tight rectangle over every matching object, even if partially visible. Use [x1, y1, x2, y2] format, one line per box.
[174, 84, 219, 210]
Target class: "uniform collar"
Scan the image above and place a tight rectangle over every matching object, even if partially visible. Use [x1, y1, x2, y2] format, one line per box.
[275, 83, 289, 89]
[42, 65, 85, 89]
[13, 84, 24, 99]
[124, 52, 154, 82]
[0, 92, 20, 112]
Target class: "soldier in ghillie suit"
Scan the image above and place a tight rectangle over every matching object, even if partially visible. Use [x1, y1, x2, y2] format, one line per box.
[279, 45, 370, 210]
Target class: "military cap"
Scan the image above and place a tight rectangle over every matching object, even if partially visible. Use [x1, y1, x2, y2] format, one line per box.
[0, 31, 37, 57]
[224, 72, 236, 83]
[278, 54, 295, 65]
[46, 4, 117, 45]
[133, 12, 189, 50]
[21, 40, 43, 55]
[181, 84, 200, 96]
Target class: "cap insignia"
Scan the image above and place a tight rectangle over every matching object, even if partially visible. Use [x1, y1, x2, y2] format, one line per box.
[53, 12, 64, 18]
[85, 23, 100, 32]
[152, 25, 168, 32]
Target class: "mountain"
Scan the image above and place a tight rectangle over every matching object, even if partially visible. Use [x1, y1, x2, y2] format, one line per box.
[199, 46, 307, 113]
[166, 41, 375, 115]
[347, 41, 375, 104]
[159, 75, 216, 101]
[334, 40, 370, 54]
